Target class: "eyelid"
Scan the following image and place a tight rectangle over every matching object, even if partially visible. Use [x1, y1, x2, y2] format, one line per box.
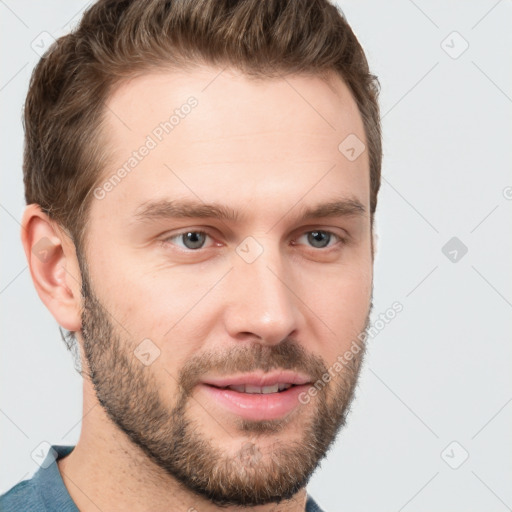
[291, 222, 348, 238]
[292, 229, 346, 249]
[159, 229, 218, 250]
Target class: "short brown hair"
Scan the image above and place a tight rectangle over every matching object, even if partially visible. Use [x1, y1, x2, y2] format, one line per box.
[24, 0, 382, 258]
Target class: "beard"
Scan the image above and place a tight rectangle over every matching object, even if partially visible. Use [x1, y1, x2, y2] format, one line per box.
[76, 255, 371, 507]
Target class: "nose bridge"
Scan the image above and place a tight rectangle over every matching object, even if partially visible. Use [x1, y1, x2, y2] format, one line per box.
[225, 239, 299, 343]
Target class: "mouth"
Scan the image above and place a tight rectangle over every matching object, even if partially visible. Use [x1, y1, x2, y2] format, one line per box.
[207, 382, 299, 394]
[199, 371, 313, 421]
[201, 370, 312, 390]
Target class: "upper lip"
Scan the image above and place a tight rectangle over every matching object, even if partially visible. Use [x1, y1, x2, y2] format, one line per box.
[201, 370, 312, 388]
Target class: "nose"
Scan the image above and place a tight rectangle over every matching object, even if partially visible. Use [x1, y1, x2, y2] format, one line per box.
[223, 245, 301, 345]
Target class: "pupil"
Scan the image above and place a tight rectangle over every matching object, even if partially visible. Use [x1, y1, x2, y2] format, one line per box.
[308, 231, 330, 248]
[183, 232, 205, 249]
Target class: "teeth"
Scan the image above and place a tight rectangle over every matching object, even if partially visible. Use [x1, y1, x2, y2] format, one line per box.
[226, 383, 292, 393]
[247, 384, 279, 394]
[228, 385, 246, 393]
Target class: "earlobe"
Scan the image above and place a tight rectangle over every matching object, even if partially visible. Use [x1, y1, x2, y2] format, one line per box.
[20, 204, 83, 332]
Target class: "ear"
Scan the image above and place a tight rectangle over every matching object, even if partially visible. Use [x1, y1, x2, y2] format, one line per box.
[371, 228, 378, 264]
[20, 204, 83, 332]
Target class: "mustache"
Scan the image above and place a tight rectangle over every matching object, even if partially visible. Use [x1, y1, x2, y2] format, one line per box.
[178, 338, 328, 395]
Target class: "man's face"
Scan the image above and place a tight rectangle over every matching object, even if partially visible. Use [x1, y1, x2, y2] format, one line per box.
[77, 66, 373, 507]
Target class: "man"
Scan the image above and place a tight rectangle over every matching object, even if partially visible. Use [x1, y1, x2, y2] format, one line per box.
[1, 0, 381, 510]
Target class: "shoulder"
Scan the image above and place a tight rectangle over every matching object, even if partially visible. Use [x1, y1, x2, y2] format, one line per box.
[0, 444, 76, 512]
[0, 476, 42, 512]
[306, 493, 326, 512]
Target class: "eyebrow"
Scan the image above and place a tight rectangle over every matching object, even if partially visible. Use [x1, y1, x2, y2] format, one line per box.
[131, 197, 366, 225]
[132, 199, 241, 223]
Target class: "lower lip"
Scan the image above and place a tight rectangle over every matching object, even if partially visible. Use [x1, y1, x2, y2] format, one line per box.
[199, 383, 310, 421]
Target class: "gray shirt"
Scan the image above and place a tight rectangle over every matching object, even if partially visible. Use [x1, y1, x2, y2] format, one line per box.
[0, 445, 325, 511]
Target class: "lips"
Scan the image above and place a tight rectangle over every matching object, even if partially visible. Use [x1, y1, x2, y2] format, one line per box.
[223, 383, 293, 394]
[198, 370, 314, 420]
[201, 370, 312, 392]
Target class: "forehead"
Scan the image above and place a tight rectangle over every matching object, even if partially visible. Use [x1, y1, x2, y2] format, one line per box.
[92, 66, 369, 227]
[104, 66, 364, 143]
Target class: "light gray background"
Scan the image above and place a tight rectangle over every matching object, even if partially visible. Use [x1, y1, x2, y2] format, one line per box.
[1, 1, 511, 511]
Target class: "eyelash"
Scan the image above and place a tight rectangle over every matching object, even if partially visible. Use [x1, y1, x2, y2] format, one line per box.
[160, 229, 347, 252]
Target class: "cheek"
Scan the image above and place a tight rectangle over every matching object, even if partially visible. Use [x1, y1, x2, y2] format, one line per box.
[105, 266, 220, 371]
[299, 263, 372, 362]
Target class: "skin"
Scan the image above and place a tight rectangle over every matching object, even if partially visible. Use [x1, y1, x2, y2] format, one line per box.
[21, 65, 374, 512]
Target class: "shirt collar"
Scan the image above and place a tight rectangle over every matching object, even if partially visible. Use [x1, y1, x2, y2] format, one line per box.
[33, 444, 78, 511]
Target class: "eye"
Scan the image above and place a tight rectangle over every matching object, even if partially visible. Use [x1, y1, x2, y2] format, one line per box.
[162, 231, 212, 250]
[295, 230, 343, 249]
